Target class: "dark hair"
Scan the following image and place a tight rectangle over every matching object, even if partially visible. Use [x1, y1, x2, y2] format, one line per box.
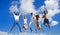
[24, 16, 26, 19]
[14, 12, 19, 15]
[31, 13, 33, 16]
[44, 10, 48, 14]
[44, 11, 46, 14]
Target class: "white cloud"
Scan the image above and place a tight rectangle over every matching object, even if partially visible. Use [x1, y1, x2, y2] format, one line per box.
[20, 0, 37, 15]
[19, 33, 46, 35]
[9, 0, 59, 26]
[39, 0, 60, 26]
[9, 1, 19, 13]
[0, 31, 17, 35]
[38, 5, 45, 14]
[0, 31, 14, 35]
[9, 0, 37, 15]
[51, 20, 58, 26]
[40, 33, 46, 35]
[9, 33, 13, 35]
[0, 31, 8, 35]
[40, 0, 60, 17]
[0, 31, 46, 35]
[44, 0, 59, 17]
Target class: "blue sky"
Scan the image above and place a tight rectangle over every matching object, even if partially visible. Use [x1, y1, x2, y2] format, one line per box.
[0, 0, 60, 35]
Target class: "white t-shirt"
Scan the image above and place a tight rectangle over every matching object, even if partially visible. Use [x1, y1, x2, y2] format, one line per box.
[29, 15, 36, 26]
[31, 15, 36, 22]
[24, 19, 27, 24]
[14, 15, 19, 21]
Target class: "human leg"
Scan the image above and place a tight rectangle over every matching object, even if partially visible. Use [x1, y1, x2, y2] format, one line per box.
[17, 23, 22, 32]
[10, 23, 15, 33]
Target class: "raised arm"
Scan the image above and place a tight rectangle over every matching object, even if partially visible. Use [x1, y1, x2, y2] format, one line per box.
[44, 8, 48, 13]
[19, 12, 21, 16]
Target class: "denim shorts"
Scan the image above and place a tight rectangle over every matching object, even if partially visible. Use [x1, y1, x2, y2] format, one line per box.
[44, 19, 49, 24]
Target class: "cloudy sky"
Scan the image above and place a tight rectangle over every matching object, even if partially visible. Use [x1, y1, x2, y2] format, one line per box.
[0, 0, 60, 35]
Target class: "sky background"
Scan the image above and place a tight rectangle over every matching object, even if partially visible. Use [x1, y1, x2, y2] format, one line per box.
[0, 0, 60, 35]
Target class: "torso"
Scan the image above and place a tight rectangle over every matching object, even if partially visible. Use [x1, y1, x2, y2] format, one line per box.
[44, 14, 48, 19]
[24, 18, 27, 24]
[14, 15, 19, 22]
[31, 15, 36, 21]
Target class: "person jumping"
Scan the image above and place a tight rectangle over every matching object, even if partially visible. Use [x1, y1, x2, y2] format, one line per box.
[42, 8, 50, 28]
[23, 15, 28, 30]
[10, 5, 22, 33]
[35, 12, 44, 31]
[29, 13, 36, 32]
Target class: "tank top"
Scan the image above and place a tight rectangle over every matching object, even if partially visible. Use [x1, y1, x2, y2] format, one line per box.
[14, 15, 19, 22]
[24, 19, 27, 24]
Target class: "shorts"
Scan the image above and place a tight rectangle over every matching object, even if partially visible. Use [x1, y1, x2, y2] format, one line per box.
[36, 22, 41, 28]
[24, 23, 27, 26]
[44, 19, 49, 24]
